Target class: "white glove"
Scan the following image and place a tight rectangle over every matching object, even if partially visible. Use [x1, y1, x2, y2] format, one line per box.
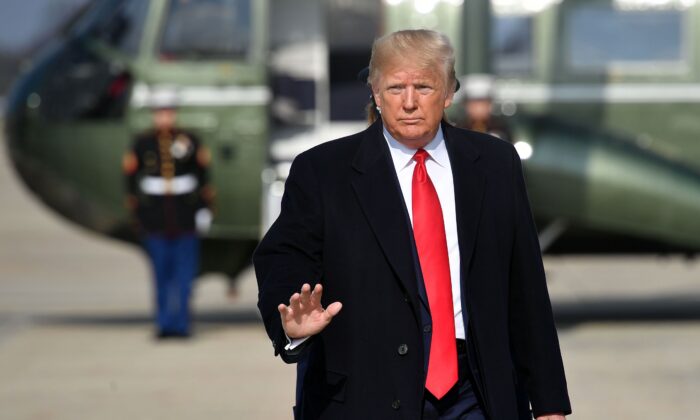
[195, 208, 213, 234]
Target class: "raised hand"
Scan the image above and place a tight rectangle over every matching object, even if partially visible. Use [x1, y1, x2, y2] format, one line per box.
[278, 283, 342, 339]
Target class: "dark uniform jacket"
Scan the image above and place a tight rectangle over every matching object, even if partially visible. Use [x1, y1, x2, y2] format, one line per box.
[459, 115, 513, 144]
[254, 120, 571, 419]
[124, 128, 211, 235]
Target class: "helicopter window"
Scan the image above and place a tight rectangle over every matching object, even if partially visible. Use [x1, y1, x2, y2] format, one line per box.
[38, 45, 132, 121]
[92, 0, 149, 56]
[159, 0, 251, 60]
[564, 5, 685, 73]
[492, 15, 534, 76]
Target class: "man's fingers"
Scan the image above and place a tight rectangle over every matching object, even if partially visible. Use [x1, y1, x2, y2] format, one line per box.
[278, 303, 293, 321]
[289, 293, 301, 313]
[325, 301, 342, 318]
[300, 283, 312, 307]
[310, 284, 323, 307]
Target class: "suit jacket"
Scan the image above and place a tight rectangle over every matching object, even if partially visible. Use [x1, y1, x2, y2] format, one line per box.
[254, 119, 571, 419]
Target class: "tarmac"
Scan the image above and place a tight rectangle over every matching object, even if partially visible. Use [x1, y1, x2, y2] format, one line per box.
[1, 127, 700, 419]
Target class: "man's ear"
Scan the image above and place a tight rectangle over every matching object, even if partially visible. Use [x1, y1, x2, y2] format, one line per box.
[443, 89, 455, 109]
[372, 90, 382, 108]
[443, 78, 456, 108]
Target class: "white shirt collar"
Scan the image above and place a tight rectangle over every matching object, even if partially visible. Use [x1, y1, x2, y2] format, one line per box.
[383, 125, 448, 173]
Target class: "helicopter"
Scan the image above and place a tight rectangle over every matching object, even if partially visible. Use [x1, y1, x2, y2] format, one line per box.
[4, 0, 271, 282]
[4, 0, 699, 291]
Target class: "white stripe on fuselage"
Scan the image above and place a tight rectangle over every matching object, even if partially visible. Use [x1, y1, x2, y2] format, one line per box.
[496, 83, 700, 103]
[131, 83, 271, 108]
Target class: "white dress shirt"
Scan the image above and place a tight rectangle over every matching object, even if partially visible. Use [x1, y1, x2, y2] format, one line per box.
[285, 125, 465, 351]
[383, 126, 465, 340]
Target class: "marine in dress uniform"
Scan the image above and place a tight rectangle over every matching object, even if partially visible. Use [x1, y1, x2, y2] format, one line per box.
[456, 74, 513, 143]
[123, 106, 214, 338]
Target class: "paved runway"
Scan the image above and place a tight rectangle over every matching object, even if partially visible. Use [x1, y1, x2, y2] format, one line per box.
[1, 127, 699, 419]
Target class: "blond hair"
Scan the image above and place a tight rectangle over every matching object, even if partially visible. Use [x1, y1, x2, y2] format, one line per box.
[366, 29, 457, 124]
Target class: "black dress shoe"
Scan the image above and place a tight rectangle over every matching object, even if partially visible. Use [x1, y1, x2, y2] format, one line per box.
[156, 331, 191, 340]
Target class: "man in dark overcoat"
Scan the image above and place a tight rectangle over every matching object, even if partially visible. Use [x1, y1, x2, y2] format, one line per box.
[255, 29, 571, 419]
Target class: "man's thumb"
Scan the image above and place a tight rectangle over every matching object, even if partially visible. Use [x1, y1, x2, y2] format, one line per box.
[326, 302, 343, 317]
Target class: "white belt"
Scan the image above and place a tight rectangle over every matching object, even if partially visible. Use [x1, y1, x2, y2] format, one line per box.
[140, 174, 198, 195]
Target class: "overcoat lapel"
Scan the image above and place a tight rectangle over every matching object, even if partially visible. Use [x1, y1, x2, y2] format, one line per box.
[443, 123, 486, 280]
[350, 120, 421, 319]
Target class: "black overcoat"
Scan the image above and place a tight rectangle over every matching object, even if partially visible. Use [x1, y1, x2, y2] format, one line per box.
[254, 120, 571, 419]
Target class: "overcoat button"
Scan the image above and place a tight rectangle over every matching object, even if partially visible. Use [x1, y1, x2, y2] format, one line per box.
[423, 325, 431, 333]
[391, 399, 401, 410]
[398, 344, 408, 355]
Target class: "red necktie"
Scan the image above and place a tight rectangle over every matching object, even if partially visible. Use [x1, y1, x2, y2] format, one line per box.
[412, 149, 458, 399]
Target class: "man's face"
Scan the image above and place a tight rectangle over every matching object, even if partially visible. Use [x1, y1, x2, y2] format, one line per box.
[466, 98, 492, 121]
[153, 108, 176, 131]
[372, 60, 453, 149]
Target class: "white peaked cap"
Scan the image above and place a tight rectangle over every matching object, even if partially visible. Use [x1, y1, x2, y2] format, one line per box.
[460, 74, 495, 100]
[149, 87, 180, 109]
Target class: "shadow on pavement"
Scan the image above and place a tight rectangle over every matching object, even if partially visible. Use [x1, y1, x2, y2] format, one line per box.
[36, 307, 262, 327]
[19, 295, 700, 332]
[554, 294, 700, 329]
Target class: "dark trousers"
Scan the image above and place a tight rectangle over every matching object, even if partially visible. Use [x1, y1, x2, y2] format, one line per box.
[144, 233, 199, 335]
[423, 340, 487, 420]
